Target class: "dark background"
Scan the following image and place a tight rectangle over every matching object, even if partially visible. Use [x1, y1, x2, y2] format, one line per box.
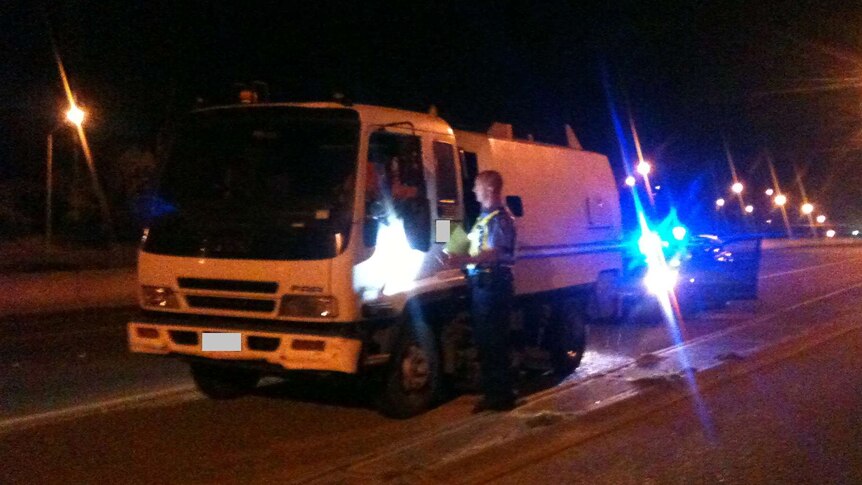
[2, 0, 861, 237]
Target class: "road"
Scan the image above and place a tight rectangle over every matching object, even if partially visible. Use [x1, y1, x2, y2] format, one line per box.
[497, 317, 862, 484]
[1, 246, 861, 483]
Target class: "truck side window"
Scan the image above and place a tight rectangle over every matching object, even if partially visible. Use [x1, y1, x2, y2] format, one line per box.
[368, 132, 425, 201]
[433, 141, 458, 219]
[458, 149, 480, 228]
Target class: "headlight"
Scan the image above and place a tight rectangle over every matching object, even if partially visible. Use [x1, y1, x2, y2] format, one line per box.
[141, 286, 179, 309]
[279, 295, 338, 318]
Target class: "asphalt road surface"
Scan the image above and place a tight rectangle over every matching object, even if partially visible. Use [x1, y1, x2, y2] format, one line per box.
[498, 319, 862, 484]
[1, 246, 861, 483]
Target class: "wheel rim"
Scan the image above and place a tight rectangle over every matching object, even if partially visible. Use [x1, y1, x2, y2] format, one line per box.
[400, 343, 430, 391]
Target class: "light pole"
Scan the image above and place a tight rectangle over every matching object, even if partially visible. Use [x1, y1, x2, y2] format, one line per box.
[46, 129, 54, 250]
[800, 202, 816, 237]
[46, 105, 87, 250]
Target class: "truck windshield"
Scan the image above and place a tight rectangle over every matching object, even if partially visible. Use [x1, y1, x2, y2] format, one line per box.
[159, 107, 359, 216]
[144, 106, 360, 261]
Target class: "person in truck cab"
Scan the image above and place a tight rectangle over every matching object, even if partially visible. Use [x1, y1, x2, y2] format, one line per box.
[444, 170, 518, 412]
[365, 156, 418, 220]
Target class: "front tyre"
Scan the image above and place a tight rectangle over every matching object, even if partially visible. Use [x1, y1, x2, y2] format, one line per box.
[378, 318, 441, 419]
[548, 300, 587, 377]
[190, 362, 260, 400]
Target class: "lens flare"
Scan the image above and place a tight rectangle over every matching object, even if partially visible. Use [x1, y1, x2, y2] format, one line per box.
[602, 67, 714, 441]
[354, 215, 426, 298]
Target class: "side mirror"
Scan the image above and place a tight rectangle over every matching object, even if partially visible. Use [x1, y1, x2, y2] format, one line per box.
[402, 198, 431, 252]
[363, 218, 380, 247]
[367, 200, 388, 220]
[506, 195, 524, 217]
[363, 200, 387, 247]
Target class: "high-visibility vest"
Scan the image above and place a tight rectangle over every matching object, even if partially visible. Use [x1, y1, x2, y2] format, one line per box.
[468, 210, 501, 257]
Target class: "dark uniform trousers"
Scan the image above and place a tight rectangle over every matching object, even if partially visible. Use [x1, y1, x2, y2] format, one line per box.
[469, 268, 515, 404]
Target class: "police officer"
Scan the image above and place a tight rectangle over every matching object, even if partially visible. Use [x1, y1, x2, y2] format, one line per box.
[444, 170, 517, 412]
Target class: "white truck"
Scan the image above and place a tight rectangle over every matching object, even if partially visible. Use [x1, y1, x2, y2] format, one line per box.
[128, 99, 623, 417]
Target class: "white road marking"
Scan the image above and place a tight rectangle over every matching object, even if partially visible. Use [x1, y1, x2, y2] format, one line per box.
[0, 384, 198, 434]
[760, 258, 862, 279]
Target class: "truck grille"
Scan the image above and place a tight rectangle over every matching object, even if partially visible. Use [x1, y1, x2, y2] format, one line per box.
[178, 278, 278, 294]
[185, 296, 276, 313]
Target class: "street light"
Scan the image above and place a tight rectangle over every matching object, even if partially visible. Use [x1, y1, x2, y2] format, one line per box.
[624, 175, 636, 187]
[826, 229, 836, 238]
[66, 104, 85, 126]
[765, 188, 774, 196]
[816, 214, 826, 224]
[774, 194, 787, 206]
[46, 104, 87, 250]
[715, 198, 726, 208]
[731, 182, 744, 194]
[636, 161, 651, 176]
[801, 203, 814, 215]
[745, 204, 754, 214]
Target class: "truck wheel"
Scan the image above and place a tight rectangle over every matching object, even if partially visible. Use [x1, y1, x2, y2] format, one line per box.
[378, 319, 441, 419]
[548, 300, 587, 377]
[190, 362, 260, 400]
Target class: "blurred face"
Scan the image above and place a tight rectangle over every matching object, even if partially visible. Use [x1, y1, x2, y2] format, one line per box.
[473, 178, 495, 208]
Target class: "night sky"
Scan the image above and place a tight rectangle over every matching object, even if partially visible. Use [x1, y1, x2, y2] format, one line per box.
[3, 0, 862, 229]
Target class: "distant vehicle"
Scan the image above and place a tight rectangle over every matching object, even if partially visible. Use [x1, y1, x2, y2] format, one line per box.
[620, 232, 762, 320]
[127, 95, 624, 417]
[675, 234, 762, 313]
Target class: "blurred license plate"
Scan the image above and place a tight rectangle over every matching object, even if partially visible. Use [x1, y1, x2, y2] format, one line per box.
[202, 333, 242, 351]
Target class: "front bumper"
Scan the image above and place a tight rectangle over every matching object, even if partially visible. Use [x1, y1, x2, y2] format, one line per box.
[128, 313, 364, 374]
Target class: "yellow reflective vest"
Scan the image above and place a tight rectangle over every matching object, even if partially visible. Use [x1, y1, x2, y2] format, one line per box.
[468, 209, 501, 258]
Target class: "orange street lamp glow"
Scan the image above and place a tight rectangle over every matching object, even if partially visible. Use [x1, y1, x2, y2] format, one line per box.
[774, 194, 787, 206]
[731, 182, 744, 194]
[66, 104, 85, 126]
[801, 203, 814, 215]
